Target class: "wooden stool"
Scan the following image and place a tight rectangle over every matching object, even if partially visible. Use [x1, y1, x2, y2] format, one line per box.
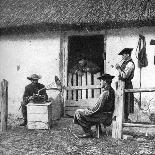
[96, 124, 108, 138]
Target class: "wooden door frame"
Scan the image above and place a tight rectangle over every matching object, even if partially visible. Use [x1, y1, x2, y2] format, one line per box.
[60, 33, 107, 116]
[60, 34, 68, 116]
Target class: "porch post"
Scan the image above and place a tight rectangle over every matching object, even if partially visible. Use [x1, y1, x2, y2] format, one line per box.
[0, 79, 8, 132]
[112, 80, 125, 139]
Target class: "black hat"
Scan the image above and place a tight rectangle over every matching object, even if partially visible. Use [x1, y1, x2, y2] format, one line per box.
[27, 74, 41, 80]
[97, 74, 115, 80]
[118, 48, 133, 55]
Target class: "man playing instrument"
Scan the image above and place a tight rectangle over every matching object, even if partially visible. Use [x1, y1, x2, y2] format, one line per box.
[19, 74, 48, 126]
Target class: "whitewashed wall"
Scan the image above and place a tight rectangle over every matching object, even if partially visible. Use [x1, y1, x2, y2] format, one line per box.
[1, 26, 155, 115]
[0, 32, 61, 115]
[106, 26, 155, 113]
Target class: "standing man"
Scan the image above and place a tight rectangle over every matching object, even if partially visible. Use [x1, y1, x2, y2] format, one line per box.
[115, 48, 135, 122]
[20, 74, 48, 126]
[73, 74, 115, 138]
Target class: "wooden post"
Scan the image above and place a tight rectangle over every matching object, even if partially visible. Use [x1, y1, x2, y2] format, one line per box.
[0, 79, 8, 132]
[112, 80, 125, 139]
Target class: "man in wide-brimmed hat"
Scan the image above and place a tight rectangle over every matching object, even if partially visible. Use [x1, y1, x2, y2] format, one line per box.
[73, 73, 115, 138]
[115, 48, 135, 123]
[20, 74, 48, 126]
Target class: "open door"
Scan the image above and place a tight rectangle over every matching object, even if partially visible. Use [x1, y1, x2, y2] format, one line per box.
[62, 35, 105, 117]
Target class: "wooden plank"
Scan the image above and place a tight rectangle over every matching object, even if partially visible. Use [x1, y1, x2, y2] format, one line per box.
[125, 87, 155, 93]
[82, 73, 87, 99]
[77, 74, 82, 100]
[112, 80, 125, 139]
[123, 123, 155, 128]
[27, 113, 49, 122]
[94, 73, 101, 98]
[73, 74, 77, 100]
[67, 73, 72, 100]
[0, 79, 8, 132]
[27, 122, 50, 130]
[62, 35, 68, 116]
[87, 73, 92, 98]
[27, 104, 48, 114]
[65, 98, 98, 107]
[65, 85, 101, 90]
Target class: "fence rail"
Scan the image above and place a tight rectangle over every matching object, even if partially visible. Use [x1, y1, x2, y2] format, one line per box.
[112, 80, 155, 139]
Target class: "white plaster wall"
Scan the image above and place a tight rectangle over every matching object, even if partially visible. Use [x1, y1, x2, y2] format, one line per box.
[106, 26, 155, 113]
[0, 32, 60, 115]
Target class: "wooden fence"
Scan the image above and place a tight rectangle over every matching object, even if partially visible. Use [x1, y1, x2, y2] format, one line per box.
[0, 79, 8, 132]
[65, 72, 101, 116]
[112, 80, 155, 139]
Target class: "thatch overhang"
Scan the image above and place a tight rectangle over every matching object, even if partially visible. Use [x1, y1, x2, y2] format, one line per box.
[0, 0, 155, 34]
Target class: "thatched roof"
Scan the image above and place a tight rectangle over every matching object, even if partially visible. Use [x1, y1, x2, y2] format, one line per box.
[0, 0, 155, 33]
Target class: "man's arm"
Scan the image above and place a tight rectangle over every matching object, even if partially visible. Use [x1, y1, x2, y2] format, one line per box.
[116, 61, 134, 79]
[84, 91, 108, 115]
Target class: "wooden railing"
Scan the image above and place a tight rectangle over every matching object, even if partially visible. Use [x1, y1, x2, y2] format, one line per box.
[0, 79, 8, 132]
[112, 80, 155, 139]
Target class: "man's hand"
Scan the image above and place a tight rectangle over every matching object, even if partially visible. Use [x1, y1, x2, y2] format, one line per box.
[28, 96, 34, 100]
[115, 63, 121, 70]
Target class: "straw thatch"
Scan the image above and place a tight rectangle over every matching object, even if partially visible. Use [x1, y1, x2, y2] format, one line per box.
[0, 0, 155, 32]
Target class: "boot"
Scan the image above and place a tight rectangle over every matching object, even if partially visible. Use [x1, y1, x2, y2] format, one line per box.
[20, 105, 27, 126]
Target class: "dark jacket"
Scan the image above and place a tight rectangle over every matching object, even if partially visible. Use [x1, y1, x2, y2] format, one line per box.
[120, 58, 135, 114]
[23, 82, 48, 104]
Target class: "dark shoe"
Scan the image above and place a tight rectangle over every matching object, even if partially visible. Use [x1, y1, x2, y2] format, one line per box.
[19, 122, 27, 126]
[78, 132, 93, 138]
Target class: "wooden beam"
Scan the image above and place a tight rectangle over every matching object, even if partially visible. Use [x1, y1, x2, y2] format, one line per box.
[123, 123, 155, 128]
[125, 87, 155, 93]
[112, 80, 125, 139]
[65, 85, 102, 90]
[61, 35, 68, 117]
[0, 79, 8, 132]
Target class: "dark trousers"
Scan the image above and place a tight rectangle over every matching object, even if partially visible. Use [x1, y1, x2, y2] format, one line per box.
[21, 104, 27, 123]
[124, 81, 134, 120]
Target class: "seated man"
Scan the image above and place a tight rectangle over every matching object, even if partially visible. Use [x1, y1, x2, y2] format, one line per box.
[20, 74, 48, 126]
[73, 73, 115, 138]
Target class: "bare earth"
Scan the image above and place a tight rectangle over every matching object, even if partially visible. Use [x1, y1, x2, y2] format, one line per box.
[0, 114, 155, 155]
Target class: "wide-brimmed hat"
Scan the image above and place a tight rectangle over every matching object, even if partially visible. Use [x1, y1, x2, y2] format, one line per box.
[97, 74, 115, 80]
[27, 74, 41, 80]
[118, 48, 133, 55]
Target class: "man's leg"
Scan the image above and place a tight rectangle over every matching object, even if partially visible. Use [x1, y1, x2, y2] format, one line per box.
[73, 109, 93, 138]
[20, 104, 27, 126]
[78, 125, 93, 138]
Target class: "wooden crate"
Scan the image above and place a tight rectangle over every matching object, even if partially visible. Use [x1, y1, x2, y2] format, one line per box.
[26, 102, 52, 129]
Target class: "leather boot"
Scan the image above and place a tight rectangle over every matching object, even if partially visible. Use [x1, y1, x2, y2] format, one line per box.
[20, 104, 27, 126]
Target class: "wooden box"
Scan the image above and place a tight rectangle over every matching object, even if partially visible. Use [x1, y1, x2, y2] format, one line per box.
[26, 102, 52, 129]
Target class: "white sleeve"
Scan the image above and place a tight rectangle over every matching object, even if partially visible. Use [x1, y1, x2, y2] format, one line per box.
[120, 62, 134, 79]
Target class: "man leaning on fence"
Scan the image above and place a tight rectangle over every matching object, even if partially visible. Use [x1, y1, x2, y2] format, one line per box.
[19, 74, 48, 126]
[73, 73, 115, 138]
[115, 48, 135, 123]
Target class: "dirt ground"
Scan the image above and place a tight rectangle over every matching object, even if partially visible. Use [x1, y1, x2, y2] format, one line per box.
[0, 114, 155, 155]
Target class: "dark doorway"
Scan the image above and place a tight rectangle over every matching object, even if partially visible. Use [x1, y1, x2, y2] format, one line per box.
[68, 35, 105, 73]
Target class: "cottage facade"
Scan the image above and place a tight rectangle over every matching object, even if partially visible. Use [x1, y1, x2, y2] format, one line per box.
[0, 0, 155, 116]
